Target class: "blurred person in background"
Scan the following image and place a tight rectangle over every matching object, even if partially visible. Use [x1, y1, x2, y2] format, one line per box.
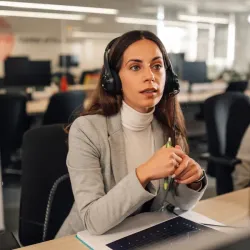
[233, 126, 250, 190]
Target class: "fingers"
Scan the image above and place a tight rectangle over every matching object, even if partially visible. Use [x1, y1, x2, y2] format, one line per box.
[168, 147, 186, 158]
[175, 173, 201, 184]
[175, 145, 182, 151]
[172, 155, 190, 177]
[175, 168, 196, 181]
[172, 154, 182, 164]
[175, 163, 203, 184]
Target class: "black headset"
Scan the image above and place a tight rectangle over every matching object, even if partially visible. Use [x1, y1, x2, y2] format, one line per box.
[102, 37, 180, 97]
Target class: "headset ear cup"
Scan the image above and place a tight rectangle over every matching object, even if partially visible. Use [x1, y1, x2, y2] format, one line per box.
[165, 67, 180, 96]
[165, 70, 173, 95]
[111, 69, 122, 95]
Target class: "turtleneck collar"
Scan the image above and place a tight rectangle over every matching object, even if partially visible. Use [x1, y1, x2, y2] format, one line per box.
[121, 101, 155, 131]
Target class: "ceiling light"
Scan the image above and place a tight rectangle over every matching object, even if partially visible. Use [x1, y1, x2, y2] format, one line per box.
[72, 32, 121, 39]
[0, 1, 118, 15]
[116, 17, 158, 26]
[0, 10, 84, 20]
[116, 17, 211, 29]
[178, 14, 229, 24]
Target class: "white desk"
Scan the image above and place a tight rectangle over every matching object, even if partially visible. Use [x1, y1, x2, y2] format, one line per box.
[16, 188, 250, 250]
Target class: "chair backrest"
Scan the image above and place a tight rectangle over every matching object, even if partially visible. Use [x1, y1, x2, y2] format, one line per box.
[226, 81, 248, 92]
[19, 124, 74, 246]
[42, 90, 85, 125]
[204, 92, 250, 158]
[0, 93, 27, 149]
[0, 153, 5, 233]
[0, 93, 28, 167]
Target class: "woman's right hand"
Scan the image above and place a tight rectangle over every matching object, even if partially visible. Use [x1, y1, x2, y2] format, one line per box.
[136, 145, 186, 187]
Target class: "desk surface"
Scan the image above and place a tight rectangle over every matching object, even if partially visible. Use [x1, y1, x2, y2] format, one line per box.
[16, 188, 250, 250]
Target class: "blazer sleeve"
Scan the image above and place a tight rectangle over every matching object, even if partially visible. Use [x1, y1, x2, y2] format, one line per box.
[165, 176, 208, 211]
[67, 117, 156, 235]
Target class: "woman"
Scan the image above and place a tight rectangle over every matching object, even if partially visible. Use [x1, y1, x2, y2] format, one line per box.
[57, 30, 207, 237]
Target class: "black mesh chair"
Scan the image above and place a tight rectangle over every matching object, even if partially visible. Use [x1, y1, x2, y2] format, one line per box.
[0, 93, 28, 172]
[42, 90, 85, 125]
[204, 92, 250, 194]
[19, 124, 74, 246]
[226, 81, 248, 92]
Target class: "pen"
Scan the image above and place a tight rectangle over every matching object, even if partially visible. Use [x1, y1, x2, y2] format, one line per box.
[164, 137, 172, 190]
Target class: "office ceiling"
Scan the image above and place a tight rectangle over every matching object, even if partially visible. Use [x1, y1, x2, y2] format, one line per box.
[20, 0, 250, 13]
[1, 0, 250, 37]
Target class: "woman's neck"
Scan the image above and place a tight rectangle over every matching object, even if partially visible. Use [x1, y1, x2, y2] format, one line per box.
[121, 101, 155, 131]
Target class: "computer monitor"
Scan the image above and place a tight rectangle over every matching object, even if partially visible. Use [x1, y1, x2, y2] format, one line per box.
[28, 60, 51, 87]
[59, 55, 79, 68]
[0, 154, 5, 233]
[182, 61, 207, 84]
[4, 57, 29, 76]
[4, 57, 30, 86]
[168, 53, 185, 78]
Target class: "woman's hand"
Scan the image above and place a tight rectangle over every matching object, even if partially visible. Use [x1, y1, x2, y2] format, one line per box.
[136, 145, 185, 187]
[172, 145, 203, 191]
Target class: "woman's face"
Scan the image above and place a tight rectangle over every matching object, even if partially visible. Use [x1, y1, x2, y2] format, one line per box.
[119, 39, 166, 113]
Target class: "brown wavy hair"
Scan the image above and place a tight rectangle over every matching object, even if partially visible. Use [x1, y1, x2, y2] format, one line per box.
[72, 30, 188, 153]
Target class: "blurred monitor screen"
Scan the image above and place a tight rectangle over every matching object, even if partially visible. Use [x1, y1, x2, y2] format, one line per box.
[28, 60, 51, 86]
[182, 61, 207, 83]
[59, 55, 79, 68]
[4, 57, 29, 76]
[168, 53, 185, 78]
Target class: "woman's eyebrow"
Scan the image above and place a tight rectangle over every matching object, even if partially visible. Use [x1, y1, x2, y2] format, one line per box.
[151, 56, 163, 62]
[125, 56, 163, 65]
[125, 59, 142, 65]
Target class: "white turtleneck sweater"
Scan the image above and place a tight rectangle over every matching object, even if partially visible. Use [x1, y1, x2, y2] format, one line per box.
[121, 101, 159, 191]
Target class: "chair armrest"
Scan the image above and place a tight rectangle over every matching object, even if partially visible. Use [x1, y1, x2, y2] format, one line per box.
[208, 156, 241, 167]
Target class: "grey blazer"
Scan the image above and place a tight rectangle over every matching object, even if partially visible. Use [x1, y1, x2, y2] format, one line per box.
[56, 113, 207, 237]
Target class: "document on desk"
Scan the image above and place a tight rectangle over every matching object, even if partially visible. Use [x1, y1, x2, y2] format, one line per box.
[76, 211, 228, 250]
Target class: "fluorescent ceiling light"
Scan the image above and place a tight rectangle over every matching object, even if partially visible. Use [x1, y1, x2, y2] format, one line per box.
[178, 14, 229, 24]
[0, 1, 118, 15]
[116, 17, 211, 29]
[247, 15, 250, 23]
[116, 17, 158, 26]
[72, 31, 121, 39]
[0, 10, 84, 20]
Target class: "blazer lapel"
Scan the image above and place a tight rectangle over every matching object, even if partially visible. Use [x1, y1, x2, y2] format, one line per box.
[107, 113, 128, 184]
[152, 118, 165, 151]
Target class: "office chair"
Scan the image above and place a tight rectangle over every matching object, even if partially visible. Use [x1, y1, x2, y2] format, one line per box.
[0, 93, 29, 173]
[226, 81, 248, 92]
[42, 90, 85, 125]
[204, 92, 250, 195]
[19, 124, 74, 246]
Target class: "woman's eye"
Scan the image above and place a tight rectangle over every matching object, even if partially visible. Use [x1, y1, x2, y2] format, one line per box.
[130, 65, 140, 71]
[152, 64, 162, 70]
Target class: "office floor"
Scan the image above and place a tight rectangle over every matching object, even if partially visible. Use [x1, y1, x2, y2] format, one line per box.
[2, 104, 217, 245]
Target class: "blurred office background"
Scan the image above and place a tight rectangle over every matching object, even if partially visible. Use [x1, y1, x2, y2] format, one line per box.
[1, 0, 250, 248]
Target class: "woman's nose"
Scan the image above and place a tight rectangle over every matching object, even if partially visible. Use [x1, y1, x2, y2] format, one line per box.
[144, 66, 155, 82]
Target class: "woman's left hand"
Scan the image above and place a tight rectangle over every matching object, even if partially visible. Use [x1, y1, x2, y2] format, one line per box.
[172, 145, 203, 185]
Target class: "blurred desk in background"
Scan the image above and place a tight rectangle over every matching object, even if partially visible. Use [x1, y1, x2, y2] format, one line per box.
[26, 83, 250, 116]
[27, 84, 96, 115]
